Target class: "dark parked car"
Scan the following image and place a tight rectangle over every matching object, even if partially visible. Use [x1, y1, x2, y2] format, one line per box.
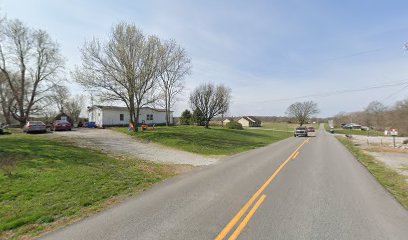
[23, 121, 47, 133]
[294, 127, 308, 137]
[51, 120, 72, 131]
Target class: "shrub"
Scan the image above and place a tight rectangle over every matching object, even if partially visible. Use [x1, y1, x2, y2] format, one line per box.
[180, 109, 192, 125]
[403, 139, 408, 145]
[226, 121, 243, 130]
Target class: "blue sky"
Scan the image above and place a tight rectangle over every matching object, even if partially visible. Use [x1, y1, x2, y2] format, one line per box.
[1, 0, 408, 117]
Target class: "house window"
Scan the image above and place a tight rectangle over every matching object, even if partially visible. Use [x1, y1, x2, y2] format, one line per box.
[147, 114, 153, 121]
[120, 114, 124, 121]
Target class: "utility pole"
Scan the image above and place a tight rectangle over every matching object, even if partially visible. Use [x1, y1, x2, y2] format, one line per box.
[86, 90, 97, 123]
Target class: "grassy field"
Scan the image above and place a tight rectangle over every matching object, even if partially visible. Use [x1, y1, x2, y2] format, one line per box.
[337, 137, 408, 210]
[261, 122, 319, 132]
[114, 126, 292, 155]
[331, 128, 383, 136]
[0, 134, 175, 240]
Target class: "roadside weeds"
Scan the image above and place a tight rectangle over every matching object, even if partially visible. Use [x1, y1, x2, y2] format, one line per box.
[337, 136, 408, 210]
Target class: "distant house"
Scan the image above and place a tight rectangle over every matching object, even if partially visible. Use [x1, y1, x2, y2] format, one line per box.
[238, 116, 262, 127]
[223, 118, 234, 125]
[87, 105, 173, 128]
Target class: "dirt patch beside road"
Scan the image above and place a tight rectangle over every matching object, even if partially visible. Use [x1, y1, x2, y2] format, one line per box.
[43, 128, 220, 167]
[346, 135, 408, 178]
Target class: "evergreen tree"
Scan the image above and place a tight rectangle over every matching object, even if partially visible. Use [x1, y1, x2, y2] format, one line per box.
[180, 109, 192, 125]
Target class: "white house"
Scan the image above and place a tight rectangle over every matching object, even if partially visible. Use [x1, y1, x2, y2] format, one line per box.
[223, 118, 233, 125]
[238, 116, 262, 127]
[88, 105, 173, 127]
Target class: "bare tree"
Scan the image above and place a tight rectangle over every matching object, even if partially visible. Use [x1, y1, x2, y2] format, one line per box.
[49, 84, 70, 113]
[157, 39, 191, 126]
[365, 101, 387, 130]
[331, 97, 408, 136]
[189, 83, 231, 128]
[73, 22, 161, 131]
[286, 101, 319, 126]
[390, 98, 408, 135]
[64, 95, 85, 122]
[0, 18, 65, 126]
[0, 72, 13, 124]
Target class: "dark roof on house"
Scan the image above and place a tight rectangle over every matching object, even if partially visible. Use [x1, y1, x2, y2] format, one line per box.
[241, 116, 261, 123]
[88, 105, 172, 112]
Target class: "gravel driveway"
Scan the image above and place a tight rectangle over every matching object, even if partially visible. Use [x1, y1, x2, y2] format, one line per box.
[44, 128, 219, 166]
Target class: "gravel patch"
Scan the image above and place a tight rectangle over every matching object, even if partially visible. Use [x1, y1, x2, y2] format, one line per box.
[43, 128, 220, 166]
[345, 135, 408, 178]
[366, 152, 408, 177]
[342, 134, 408, 148]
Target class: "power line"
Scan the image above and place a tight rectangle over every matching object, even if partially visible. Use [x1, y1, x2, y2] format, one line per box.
[380, 83, 408, 103]
[259, 80, 408, 103]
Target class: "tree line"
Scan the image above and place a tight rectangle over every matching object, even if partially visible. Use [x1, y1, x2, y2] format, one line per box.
[0, 16, 232, 131]
[333, 99, 408, 135]
[0, 16, 84, 126]
[73, 22, 193, 131]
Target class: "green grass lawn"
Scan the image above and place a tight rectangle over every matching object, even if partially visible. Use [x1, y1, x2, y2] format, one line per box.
[0, 134, 175, 240]
[261, 122, 319, 132]
[114, 126, 292, 155]
[331, 128, 384, 136]
[337, 137, 408, 210]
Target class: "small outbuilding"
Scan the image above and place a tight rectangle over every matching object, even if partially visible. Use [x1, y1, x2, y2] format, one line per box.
[238, 116, 262, 127]
[54, 112, 73, 123]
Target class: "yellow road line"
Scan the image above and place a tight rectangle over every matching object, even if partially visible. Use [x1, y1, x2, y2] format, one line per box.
[292, 152, 300, 159]
[214, 139, 309, 240]
[228, 195, 267, 240]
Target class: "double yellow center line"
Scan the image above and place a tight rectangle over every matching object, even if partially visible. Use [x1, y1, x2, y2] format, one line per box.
[215, 138, 309, 240]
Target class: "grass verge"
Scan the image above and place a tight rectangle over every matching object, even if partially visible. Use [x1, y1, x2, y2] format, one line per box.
[0, 134, 176, 240]
[337, 136, 408, 210]
[261, 122, 318, 132]
[114, 126, 292, 156]
[331, 128, 383, 136]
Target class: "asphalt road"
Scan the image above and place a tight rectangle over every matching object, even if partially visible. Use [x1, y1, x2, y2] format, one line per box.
[40, 127, 408, 240]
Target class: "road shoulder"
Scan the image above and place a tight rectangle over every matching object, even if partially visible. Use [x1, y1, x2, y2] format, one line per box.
[336, 136, 408, 210]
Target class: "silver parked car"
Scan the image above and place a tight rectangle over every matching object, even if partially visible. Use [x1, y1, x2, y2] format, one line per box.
[23, 121, 47, 133]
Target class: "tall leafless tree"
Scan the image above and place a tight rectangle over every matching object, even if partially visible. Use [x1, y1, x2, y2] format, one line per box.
[286, 101, 319, 126]
[0, 18, 65, 126]
[64, 94, 85, 122]
[189, 83, 231, 128]
[331, 97, 408, 135]
[49, 84, 70, 113]
[0, 72, 13, 124]
[158, 39, 191, 126]
[364, 100, 387, 130]
[73, 22, 161, 131]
